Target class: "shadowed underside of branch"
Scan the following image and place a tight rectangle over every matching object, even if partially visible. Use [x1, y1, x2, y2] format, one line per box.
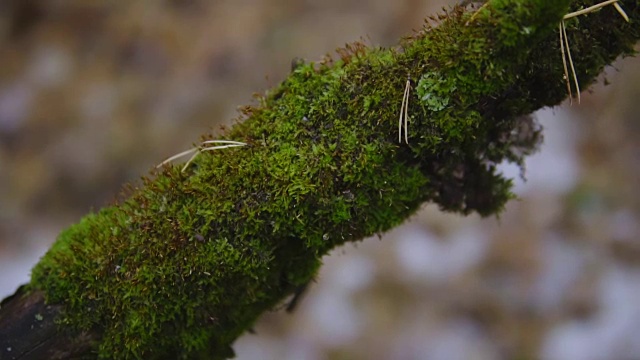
[1, 0, 638, 359]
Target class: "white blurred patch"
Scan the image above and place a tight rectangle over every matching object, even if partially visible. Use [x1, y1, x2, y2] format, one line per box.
[234, 335, 281, 360]
[0, 243, 50, 299]
[324, 254, 375, 292]
[533, 232, 586, 312]
[304, 288, 362, 347]
[390, 318, 498, 360]
[541, 266, 640, 360]
[499, 107, 580, 196]
[281, 335, 321, 360]
[394, 224, 488, 284]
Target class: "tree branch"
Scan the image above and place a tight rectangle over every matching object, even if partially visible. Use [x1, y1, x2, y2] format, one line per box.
[1, 0, 638, 358]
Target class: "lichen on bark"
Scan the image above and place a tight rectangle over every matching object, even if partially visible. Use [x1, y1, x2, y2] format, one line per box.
[27, 0, 639, 358]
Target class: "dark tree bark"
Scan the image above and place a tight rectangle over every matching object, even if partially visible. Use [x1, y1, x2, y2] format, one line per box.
[0, 287, 98, 359]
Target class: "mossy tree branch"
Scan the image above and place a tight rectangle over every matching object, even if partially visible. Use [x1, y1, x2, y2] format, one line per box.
[1, 0, 638, 358]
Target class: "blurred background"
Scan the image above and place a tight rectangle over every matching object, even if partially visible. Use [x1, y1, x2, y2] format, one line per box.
[0, 1, 639, 359]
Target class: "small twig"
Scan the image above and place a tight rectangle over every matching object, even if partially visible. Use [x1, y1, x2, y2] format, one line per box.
[613, 2, 630, 22]
[559, 0, 629, 103]
[561, 20, 581, 103]
[158, 140, 247, 172]
[559, 22, 573, 103]
[563, 0, 625, 20]
[157, 148, 198, 168]
[398, 77, 411, 144]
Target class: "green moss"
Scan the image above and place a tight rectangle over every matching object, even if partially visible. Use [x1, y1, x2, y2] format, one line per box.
[28, 0, 639, 358]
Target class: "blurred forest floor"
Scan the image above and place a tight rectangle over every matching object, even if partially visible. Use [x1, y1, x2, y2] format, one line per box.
[0, 1, 639, 359]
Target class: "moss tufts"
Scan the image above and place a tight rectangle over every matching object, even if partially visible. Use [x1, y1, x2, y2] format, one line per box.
[28, 0, 639, 358]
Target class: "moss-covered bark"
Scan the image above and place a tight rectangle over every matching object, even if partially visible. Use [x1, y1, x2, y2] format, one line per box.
[23, 0, 639, 358]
